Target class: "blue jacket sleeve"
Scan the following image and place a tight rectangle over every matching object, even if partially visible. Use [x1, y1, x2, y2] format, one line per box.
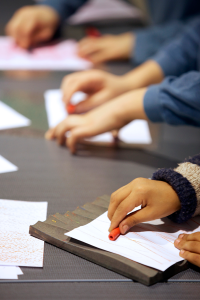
[133, 0, 200, 65]
[144, 71, 200, 126]
[39, 0, 88, 22]
[152, 19, 200, 76]
[133, 16, 200, 66]
[133, 20, 189, 65]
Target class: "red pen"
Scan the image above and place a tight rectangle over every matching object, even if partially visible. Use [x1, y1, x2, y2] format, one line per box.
[108, 227, 121, 241]
[67, 103, 76, 114]
[86, 26, 101, 38]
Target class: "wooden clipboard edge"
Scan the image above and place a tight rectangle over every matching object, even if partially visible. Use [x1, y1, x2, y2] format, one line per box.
[29, 222, 188, 286]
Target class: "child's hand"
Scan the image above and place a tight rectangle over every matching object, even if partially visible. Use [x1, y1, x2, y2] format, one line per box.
[45, 88, 147, 153]
[174, 233, 200, 267]
[108, 178, 181, 234]
[5, 6, 59, 49]
[78, 33, 134, 64]
[61, 70, 132, 114]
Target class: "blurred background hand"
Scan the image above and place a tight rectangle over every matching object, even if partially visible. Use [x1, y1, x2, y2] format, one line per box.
[78, 32, 134, 64]
[5, 5, 60, 49]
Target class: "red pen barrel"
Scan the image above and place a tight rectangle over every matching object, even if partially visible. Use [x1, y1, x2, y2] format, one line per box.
[67, 104, 76, 114]
[86, 27, 101, 38]
[109, 227, 121, 241]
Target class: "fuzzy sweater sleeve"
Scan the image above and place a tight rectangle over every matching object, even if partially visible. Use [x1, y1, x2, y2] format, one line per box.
[152, 154, 200, 223]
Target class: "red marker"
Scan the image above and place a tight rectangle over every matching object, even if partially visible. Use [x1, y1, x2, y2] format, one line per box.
[108, 227, 121, 241]
[86, 27, 101, 38]
[67, 103, 76, 114]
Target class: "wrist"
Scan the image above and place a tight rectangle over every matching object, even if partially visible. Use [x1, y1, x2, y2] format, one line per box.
[113, 88, 148, 126]
[122, 60, 164, 91]
[118, 32, 135, 59]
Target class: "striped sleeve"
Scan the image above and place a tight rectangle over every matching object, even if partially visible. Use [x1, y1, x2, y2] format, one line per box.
[152, 154, 200, 223]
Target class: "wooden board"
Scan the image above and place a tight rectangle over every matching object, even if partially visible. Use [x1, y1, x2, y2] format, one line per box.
[29, 195, 188, 286]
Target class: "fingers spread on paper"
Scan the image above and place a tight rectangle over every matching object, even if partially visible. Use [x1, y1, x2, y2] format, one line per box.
[174, 232, 200, 267]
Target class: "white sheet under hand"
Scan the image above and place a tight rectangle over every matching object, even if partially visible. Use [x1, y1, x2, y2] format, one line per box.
[0, 101, 31, 130]
[0, 37, 92, 71]
[44, 89, 152, 144]
[0, 155, 18, 174]
[0, 266, 23, 280]
[66, 211, 200, 271]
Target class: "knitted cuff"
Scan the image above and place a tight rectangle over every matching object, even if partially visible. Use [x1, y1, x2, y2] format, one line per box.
[152, 168, 197, 223]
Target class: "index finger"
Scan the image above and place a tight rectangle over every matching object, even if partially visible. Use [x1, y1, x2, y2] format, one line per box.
[108, 184, 130, 220]
[61, 73, 90, 106]
[179, 232, 200, 242]
[109, 193, 139, 232]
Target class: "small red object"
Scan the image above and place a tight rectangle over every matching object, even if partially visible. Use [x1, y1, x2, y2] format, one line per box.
[67, 104, 76, 114]
[86, 27, 101, 38]
[109, 227, 121, 241]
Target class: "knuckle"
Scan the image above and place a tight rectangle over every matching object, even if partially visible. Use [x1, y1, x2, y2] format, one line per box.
[133, 178, 148, 194]
[116, 203, 128, 215]
[110, 192, 118, 204]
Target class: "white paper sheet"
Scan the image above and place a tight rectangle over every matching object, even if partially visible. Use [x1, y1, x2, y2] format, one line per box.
[66, 211, 200, 271]
[0, 155, 18, 174]
[0, 101, 31, 130]
[44, 89, 152, 144]
[0, 266, 23, 279]
[0, 37, 92, 70]
[0, 199, 48, 267]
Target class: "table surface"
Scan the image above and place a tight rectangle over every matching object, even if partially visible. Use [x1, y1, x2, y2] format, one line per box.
[1, 1, 200, 299]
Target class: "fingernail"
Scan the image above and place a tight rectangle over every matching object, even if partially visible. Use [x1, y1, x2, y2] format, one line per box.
[122, 225, 129, 234]
[179, 234, 184, 239]
[67, 104, 76, 114]
[180, 250, 185, 256]
[175, 239, 181, 244]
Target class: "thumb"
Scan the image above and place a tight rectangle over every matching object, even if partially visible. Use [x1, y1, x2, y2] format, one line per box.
[119, 207, 152, 234]
[31, 27, 54, 45]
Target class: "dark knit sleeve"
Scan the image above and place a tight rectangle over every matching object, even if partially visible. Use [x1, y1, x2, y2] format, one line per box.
[152, 168, 197, 223]
[152, 153, 200, 223]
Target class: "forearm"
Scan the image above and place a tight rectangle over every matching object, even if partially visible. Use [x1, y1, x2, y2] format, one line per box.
[120, 60, 164, 92]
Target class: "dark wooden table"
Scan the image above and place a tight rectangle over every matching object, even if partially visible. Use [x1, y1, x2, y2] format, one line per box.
[1, 1, 200, 299]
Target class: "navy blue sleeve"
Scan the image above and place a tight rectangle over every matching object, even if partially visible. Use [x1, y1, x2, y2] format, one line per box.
[144, 71, 200, 126]
[39, 0, 88, 22]
[152, 154, 200, 223]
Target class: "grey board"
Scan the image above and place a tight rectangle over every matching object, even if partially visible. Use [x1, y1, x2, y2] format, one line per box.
[0, 135, 200, 285]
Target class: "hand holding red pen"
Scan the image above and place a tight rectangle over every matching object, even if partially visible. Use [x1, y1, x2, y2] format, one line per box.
[108, 178, 181, 235]
[61, 70, 132, 114]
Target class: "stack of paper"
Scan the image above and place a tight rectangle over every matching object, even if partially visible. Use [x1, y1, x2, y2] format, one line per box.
[44, 89, 152, 144]
[0, 266, 23, 280]
[0, 199, 48, 280]
[0, 37, 92, 70]
[0, 155, 18, 174]
[0, 101, 31, 130]
[66, 211, 200, 271]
